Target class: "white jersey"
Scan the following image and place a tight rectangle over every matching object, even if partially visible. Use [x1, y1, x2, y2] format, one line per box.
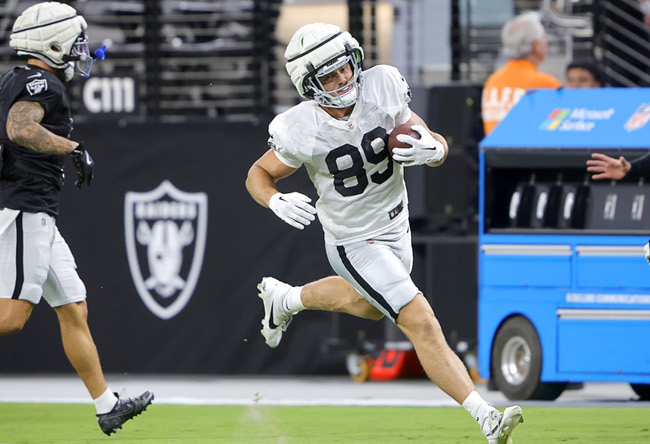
[269, 65, 412, 245]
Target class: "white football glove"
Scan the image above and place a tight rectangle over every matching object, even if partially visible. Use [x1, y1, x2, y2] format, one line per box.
[269, 192, 317, 230]
[645, 240, 650, 265]
[393, 124, 445, 166]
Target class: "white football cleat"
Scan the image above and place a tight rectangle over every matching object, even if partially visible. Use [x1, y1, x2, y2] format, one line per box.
[483, 406, 523, 444]
[258, 277, 294, 348]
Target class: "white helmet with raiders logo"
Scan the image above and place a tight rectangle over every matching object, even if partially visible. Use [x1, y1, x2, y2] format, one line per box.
[285, 23, 364, 108]
[10, 2, 94, 80]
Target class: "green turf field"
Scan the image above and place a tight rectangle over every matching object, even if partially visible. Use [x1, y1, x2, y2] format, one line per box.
[0, 404, 648, 443]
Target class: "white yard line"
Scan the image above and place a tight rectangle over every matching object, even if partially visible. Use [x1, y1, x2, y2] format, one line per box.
[0, 375, 643, 407]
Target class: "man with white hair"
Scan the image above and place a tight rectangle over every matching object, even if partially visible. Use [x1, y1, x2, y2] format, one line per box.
[0, 2, 153, 435]
[481, 12, 561, 135]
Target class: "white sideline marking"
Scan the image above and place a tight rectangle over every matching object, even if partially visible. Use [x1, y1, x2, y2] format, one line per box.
[0, 397, 457, 407]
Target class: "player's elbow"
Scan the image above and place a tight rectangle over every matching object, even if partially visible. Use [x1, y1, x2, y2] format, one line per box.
[245, 165, 269, 206]
[245, 167, 258, 197]
[0, 319, 27, 336]
[5, 120, 19, 144]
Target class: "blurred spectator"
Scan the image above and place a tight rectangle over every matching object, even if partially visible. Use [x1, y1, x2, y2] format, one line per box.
[565, 60, 603, 88]
[481, 12, 562, 136]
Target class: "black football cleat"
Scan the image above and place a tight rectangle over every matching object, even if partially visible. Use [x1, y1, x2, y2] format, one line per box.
[97, 391, 154, 436]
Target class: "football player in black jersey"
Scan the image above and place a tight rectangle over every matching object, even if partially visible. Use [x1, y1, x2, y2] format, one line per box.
[0, 2, 153, 435]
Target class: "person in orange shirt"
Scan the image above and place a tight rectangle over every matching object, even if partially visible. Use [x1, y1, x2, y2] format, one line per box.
[481, 12, 562, 135]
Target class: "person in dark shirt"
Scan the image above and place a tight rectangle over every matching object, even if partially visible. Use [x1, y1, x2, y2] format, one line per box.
[565, 60, 603, 88]
[0, 2, 152, 435]
[586, 152, 650, 181]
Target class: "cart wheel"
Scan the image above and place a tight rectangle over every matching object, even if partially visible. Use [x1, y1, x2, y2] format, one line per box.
[630, 383, 650, 400]
[491, 316, 567, 400]
[346, 353, 373, 383]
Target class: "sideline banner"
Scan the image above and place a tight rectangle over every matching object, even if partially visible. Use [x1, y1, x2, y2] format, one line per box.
[482, 88, 650, 149]
[0, 121, 335, 374]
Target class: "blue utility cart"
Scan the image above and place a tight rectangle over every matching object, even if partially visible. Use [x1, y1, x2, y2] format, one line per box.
[478, 88, 650, 400]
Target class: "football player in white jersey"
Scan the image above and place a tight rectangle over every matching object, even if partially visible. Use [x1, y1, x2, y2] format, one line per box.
[246, 23, 523, 443]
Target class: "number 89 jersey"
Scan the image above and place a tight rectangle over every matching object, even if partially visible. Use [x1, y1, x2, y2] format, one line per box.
[269, 65, 412, 245]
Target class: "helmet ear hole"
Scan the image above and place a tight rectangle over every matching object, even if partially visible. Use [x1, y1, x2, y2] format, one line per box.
[302, 79, 315, 98]
[50, 44, 63, 53]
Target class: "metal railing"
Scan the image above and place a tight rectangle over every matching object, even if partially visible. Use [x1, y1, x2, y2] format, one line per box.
[593, 0, 650, 86]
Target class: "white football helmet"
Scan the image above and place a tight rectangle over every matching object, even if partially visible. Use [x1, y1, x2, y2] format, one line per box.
[285, 23, 364, 108]
[10, 2, 94, 79]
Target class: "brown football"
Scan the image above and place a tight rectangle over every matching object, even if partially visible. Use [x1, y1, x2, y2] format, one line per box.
[387, 123, 420, 158]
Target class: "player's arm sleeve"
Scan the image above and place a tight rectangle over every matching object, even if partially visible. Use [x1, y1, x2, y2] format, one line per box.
[629, 152, 650, 178]
[268, 119, 303, 169]
[13, 79, 63, 115]
[6, 80, 74, 155]
[384, 66, 413, 125]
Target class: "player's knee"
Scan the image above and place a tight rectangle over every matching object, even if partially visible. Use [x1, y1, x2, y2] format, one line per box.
[55, 301, 88, 323]
[420, 316, 443, 338]
[365, 308, 385, 321]
[397, 307, 443, 339]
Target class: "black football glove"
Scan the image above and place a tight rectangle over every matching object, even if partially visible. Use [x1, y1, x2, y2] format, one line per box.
[70, 142, 94, 189]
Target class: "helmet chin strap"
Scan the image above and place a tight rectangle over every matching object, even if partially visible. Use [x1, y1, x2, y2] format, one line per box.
[63, 64, 74, 82]
[334, 85, 358, 107]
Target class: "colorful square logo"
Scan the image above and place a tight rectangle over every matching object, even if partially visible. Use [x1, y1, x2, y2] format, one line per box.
[539, 108, 570, 130]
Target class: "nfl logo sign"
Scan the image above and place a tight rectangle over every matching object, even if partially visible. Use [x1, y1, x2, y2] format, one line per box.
[124, 181, 208, 319]
[624, 103, 650, 132]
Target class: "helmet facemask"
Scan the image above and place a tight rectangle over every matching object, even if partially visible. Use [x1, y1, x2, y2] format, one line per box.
[304, 47, 363, 108]
[63, 33, 96, 78]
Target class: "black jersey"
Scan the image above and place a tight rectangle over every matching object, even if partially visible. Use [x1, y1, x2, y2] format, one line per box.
[0, 64, 73, 217]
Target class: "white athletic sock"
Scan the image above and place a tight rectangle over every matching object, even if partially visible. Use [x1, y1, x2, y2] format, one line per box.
[94, 388, 118, 415]
[283, 286, 305, 313]
[462, 390, 492, 423]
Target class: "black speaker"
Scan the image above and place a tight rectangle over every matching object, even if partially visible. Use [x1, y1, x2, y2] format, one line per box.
[406, 84, 483, 233]
[411, 236, 478, 345]
[405, 150, 478, 232]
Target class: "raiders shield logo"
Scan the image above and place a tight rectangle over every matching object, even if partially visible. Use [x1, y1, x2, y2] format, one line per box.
[124, 181, 208, 319]
[26, 78, 48, 96]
